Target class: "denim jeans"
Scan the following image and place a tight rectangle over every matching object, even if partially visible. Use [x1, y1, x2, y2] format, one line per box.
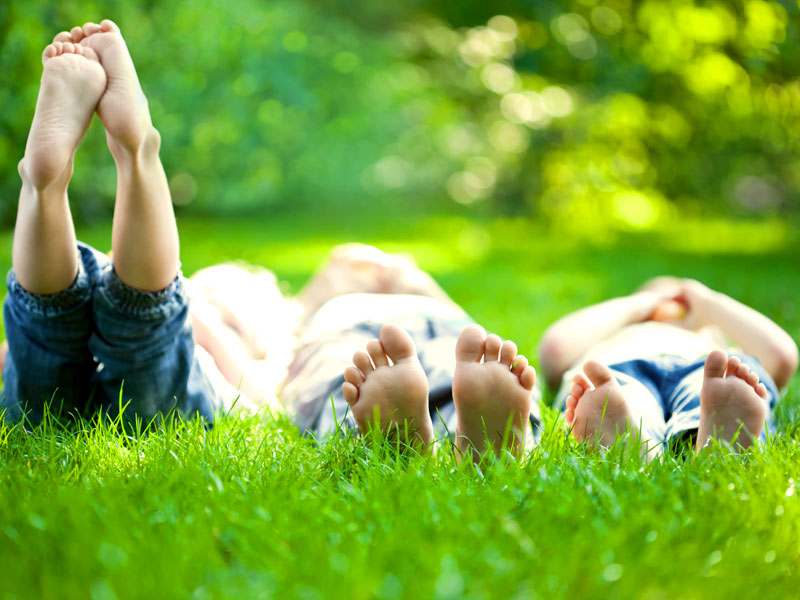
[1, 242, 221, 425]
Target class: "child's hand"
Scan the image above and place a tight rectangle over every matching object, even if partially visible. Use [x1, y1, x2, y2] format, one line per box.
[637, 276, 712, 328]
[672, 279, 713, 326]
[630, 289, 682, 323]
[650, 278, 712, 329]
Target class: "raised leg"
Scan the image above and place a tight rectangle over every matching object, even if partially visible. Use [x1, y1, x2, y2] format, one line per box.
[13, 37, 106, 294]
[49, 20, 221, 422]
[78, 19, 178, 292]
[1, 35, 108, 423]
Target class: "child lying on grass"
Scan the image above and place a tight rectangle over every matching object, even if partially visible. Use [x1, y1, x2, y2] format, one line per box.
[166, 242, 542, 461]
[282, 244, 539, 461]
[2, 22, 538, 461]
[1, 20, 231, 425]
[538, 278, 798, 455]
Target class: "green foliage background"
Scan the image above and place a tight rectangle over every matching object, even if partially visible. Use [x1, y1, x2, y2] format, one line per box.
[1, 0, 799, 227]
[2, 3, 800, 596]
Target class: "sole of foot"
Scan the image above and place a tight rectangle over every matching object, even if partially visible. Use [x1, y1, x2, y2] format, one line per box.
[22, 38, 107, 189]
[565, 360, 641, 450]
[72, 20, 154, 152]
[342, 323, 433, 447]
[452, 325, 535, 462]
[697, 350, 768, 452]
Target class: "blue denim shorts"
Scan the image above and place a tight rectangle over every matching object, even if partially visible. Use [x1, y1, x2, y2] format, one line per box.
[558, 353, 780, 446]
[1, 242, 222, 425]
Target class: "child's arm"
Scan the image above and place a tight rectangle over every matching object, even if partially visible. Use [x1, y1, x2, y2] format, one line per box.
[681, 281, 799, 389]
[538, 291, 665, 388]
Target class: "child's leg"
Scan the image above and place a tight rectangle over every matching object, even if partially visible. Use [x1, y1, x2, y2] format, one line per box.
[76, 20, 178, 292]
[72, 21, 220, 422]
[2, 38, 108, 422]
[13, 37, 107, 294]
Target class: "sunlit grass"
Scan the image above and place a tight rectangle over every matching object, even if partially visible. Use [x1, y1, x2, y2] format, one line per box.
[2, 400, 799, 598]
[1, 213, 799, 598]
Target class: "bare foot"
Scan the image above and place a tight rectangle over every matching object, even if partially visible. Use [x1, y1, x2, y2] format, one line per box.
[342, 323, 433, 446]
[697, 350, 768, 451]
[565, 361, 640, 448]
[452, 325, 535, 461]
[74, 20, 153, 152]
[22, 37, 107, 189]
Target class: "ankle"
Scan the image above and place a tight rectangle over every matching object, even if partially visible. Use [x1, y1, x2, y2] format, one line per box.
[107, 125, 160, 165]
[18, 155, 72, 193]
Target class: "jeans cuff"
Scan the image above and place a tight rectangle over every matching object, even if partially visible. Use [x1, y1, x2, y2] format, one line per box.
[5, 265, 91, 317]
[101, 268, 186, 317]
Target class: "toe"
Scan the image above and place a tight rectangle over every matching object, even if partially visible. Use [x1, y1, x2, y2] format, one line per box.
[53, 31, 72, 43]
[511, 354, 528, 376]
[500, 340, 517, 366]
[82, 22, 102, 36]
[70, 26, 85, 42]
[572, 372, 592, 390]
[520, 365, 536, 390]
[61, 42, 75, 54]
[747, 371, 760, 388]
[343, 366, 363, 387]
[379, 323, 417, 363]
[583, 360, 614, 387]
[736, 364, 751, 380]
[725, 356, 741, 377]
[455, 324, 486, 362]
[366, 339, 389, 367]
[100, 19, 120, 33]
[42, 44, 57, 61]
[570, 383, 586, 399]
[342, 382, 359, 407]
[52, 41, 63, 54]
[353, 350, 373, 375]
[704, 349, 728, 379]
[565, 407, 575, 425]
[757, 383, 768, 399]
[484, 334, 502, 361]
[566, 395, 578, 410]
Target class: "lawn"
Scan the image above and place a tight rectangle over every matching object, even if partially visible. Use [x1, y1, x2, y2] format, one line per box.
[1, 213, 799, 599]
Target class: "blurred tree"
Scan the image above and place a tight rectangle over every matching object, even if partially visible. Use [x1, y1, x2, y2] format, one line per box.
[1, 0, 798, 228]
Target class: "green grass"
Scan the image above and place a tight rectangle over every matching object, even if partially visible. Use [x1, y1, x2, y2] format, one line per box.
[1, 214, 799, 599]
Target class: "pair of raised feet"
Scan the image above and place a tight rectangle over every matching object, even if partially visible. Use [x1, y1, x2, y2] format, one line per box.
[23, 20, 152, 190]
[564, 351, 768, 453]
[341, 324, 536, 461]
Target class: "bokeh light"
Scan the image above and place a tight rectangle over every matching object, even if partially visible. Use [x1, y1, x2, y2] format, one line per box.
[0, 0, 797, 231]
